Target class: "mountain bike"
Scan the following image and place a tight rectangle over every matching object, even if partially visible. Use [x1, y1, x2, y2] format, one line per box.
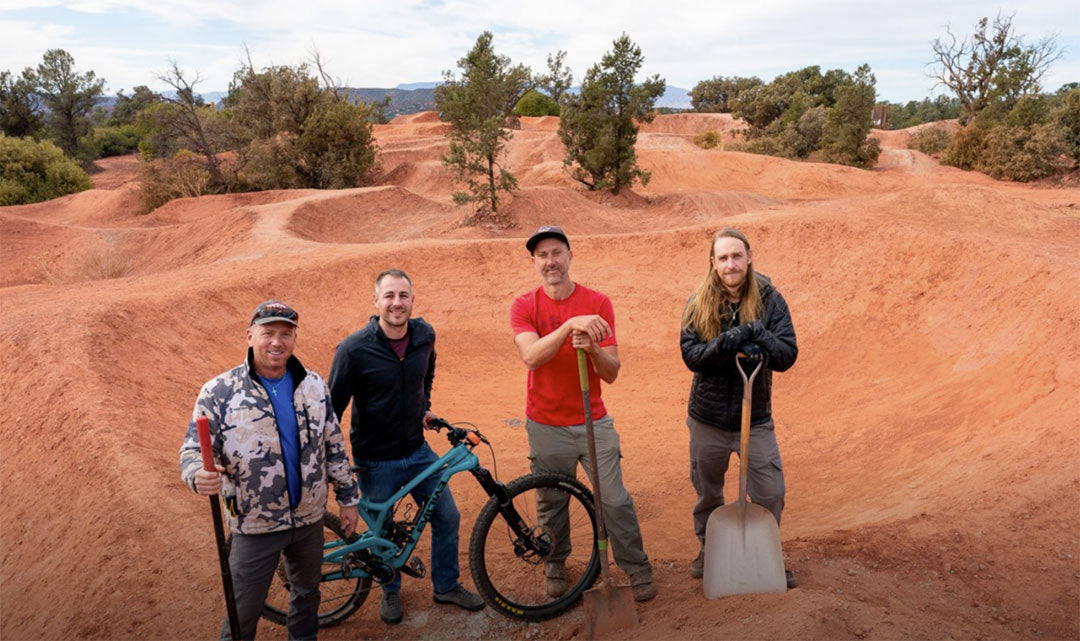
[248, 418, 601, 625]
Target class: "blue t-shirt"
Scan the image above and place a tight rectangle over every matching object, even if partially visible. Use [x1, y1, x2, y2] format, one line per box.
[260, 370, 301, 510]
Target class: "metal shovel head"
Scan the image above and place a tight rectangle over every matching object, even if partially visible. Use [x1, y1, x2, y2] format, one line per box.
[582, 581, 639, 640]
[703, 501, 787, 598]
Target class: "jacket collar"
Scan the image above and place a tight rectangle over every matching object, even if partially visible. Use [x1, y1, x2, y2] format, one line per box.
[244, 347, 308, 386]
[367, 315, 432, 346]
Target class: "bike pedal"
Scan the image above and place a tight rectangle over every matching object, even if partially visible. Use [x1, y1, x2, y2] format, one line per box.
[400, 557, 426, 579]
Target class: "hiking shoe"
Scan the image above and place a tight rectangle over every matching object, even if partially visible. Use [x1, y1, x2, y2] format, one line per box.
[545, 561, 567, 598]
[785, 569, 798, 589]
[630, 569, 657, 602]
[433, 585, 486, 611]
[380, 590, 403, 624]
[690, 547, 705, 579]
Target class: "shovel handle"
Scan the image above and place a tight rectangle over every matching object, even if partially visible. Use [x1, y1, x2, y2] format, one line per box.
[195, 416, 241, 640]
[735, 353, 762, 514]
[196, 416, 216, 471]
[577, 349, 614, 584]
[576, 348, 590, 393]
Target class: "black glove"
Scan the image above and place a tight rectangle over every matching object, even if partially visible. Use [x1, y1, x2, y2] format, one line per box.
[718, 320, 764, 351]
[740, 341, 766, 362]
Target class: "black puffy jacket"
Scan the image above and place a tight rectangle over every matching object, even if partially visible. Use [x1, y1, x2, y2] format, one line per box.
[328, 316, 435, 460]
[680, 274, 797, 430]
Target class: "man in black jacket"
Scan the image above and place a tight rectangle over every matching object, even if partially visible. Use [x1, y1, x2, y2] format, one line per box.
[679, 228, 798, 588]
[328, 269, 485, 624]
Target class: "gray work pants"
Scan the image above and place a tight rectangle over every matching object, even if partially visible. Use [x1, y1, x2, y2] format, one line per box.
[526, 415, 651, 576]
[220, 521, 323, 641]
[687, 415, 785, 543]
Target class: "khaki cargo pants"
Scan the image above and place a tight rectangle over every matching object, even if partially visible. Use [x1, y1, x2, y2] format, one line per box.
[525, 414, 651, 576]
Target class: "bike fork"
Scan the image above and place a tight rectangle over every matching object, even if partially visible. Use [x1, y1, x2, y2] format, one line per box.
[470, 467, 551, 558]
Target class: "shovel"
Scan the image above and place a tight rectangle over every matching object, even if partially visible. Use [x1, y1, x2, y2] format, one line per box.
[197, 416, 242, 640]
[702, 353, 787, 598]
[576, 348, 638, 639]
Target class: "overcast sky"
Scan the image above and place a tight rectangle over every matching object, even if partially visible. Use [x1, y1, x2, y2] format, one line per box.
[1, 0, 1077, 103]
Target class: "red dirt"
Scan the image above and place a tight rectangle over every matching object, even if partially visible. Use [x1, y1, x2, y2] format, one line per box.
[2, 115, 1078, 641]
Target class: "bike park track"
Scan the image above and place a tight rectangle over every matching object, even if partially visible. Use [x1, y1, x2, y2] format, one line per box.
[1, 112, 1078, 640]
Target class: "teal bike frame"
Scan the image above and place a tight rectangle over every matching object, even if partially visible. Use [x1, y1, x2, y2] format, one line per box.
[320, 421, 536, 584]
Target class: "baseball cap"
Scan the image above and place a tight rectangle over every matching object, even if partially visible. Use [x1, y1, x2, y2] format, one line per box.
[249, 300, 299, 327]
[526, 225, 570, 254]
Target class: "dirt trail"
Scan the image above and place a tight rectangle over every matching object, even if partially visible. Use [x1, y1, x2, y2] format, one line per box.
[2, 115, 1078, 641]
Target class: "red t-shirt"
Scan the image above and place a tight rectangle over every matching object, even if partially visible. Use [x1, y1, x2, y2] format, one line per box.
[510, 283, 616, 426]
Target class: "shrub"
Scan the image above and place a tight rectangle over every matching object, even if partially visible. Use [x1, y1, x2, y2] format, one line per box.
[1053, 88, 1080, 161]
[137, 150, 213, 213]
[514, 90, 560, 117]
[293, 100, 377, 189]
[77, 242, 133, 280]
[241, 136, 298, 190]
[693, 130, 722, 149]
[978, 124, 1069, 181]
[940, 123, 986, 170]
[0, 134, 92, 205]
[90, 124, 140, 157]
[690, 75, 763, 113]
[908, 125, 952, 155]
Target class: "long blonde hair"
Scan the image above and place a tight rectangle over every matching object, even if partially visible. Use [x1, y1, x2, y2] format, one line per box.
[681, 228, 763, 340]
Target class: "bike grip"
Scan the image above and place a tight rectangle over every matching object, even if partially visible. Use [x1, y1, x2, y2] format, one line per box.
[196, 416, 216, 472]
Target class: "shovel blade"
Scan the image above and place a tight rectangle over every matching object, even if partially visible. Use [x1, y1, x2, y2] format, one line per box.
[703, 502, 787, 598]
[582, 583, 638, 640]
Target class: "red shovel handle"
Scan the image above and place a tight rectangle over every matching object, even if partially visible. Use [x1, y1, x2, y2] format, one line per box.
[196, 416, 216, 471]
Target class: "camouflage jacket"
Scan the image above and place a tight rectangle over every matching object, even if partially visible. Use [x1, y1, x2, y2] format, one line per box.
[179, 349, 359, 535]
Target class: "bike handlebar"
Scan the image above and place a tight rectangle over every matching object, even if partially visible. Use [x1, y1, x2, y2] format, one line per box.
[428, 417, 487, 447]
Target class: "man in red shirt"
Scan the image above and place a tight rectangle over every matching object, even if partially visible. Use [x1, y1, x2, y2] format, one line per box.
[509, 225, 656, 602]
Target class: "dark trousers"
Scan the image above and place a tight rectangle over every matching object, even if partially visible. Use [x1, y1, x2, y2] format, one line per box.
[687, 415, 785, 543]
[220, 521, 323, 641]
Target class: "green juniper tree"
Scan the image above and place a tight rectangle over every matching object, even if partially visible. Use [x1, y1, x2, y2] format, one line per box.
[821, 64, 881, 168]
[435, 31, 532, 223]
[558, 34, 665, 194]
[27, 49, 105, 158]
[0, 70, 43, 138]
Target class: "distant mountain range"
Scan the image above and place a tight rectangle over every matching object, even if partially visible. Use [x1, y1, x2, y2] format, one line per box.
[99, 83, 691, 116]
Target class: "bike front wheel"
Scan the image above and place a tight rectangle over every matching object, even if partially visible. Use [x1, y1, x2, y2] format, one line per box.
[469, 472, 600, 621]
[260, 513, 372, 628]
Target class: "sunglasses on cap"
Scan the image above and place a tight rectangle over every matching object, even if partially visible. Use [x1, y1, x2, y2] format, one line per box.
[250, 300, 299, 326]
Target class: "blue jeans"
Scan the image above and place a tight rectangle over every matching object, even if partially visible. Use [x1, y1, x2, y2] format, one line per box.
[354, 442, 461, 594]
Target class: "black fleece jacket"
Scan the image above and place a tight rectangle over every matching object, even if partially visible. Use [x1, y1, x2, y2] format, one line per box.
[328, 316, 435, 461]
[680, 274, 797, 430]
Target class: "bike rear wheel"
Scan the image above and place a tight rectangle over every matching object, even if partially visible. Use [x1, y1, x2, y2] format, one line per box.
[469, 472, 600, 621]
[260, 513, 372, 628]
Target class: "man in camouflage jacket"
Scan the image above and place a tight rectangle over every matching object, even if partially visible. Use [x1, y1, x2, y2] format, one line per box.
[180, 300, 359, 640]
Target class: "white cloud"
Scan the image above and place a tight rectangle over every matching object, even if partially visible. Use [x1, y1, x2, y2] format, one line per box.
[3, 0, 1076, 100]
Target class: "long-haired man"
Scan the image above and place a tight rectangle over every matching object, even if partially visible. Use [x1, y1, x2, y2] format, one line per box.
[679, 228, 799, 587]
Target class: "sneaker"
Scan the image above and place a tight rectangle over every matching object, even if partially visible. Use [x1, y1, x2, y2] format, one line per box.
[629, 569, 657, 602]
[433, 585, 486, 611]
[785, 569, 798, 589]
[690, 547, 704, 579]
[545, 561, 567, 598]
[380, 590, 403, 624]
